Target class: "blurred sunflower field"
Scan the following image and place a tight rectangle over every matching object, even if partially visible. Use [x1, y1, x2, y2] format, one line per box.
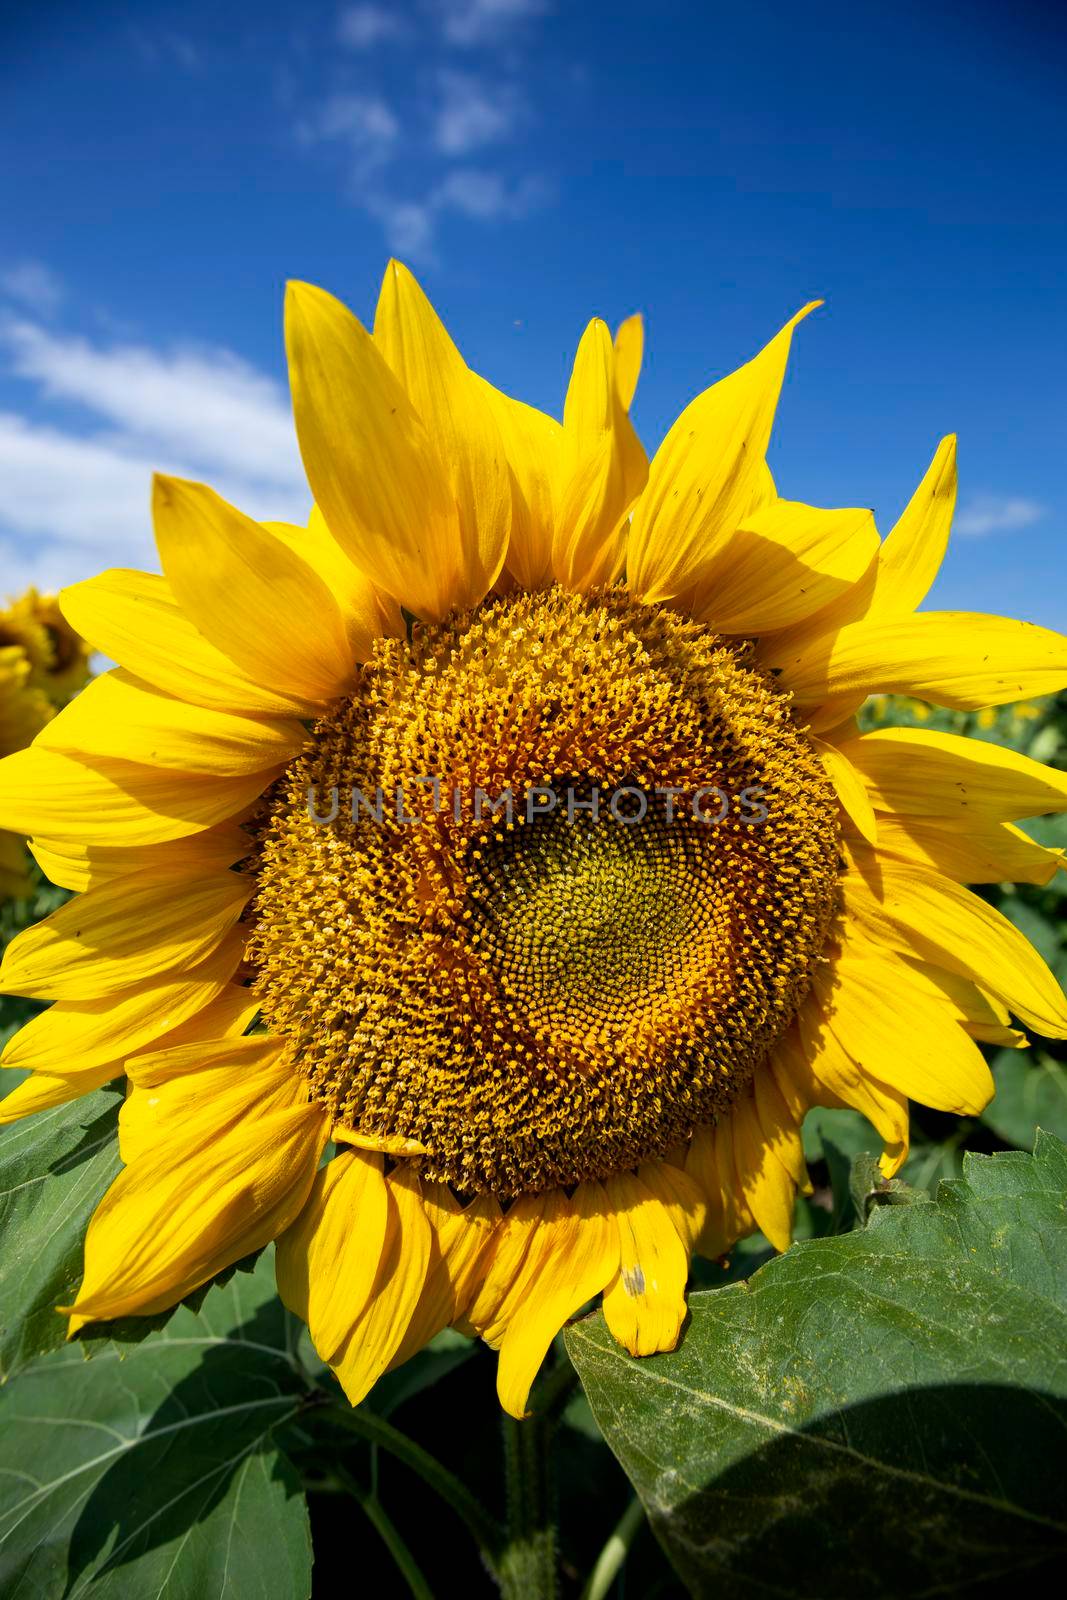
[1, 611, 1064, 1597]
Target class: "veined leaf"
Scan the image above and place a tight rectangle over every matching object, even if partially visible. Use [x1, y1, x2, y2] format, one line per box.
[0, 1247, 312, 1599]
[983, 1048, 1067, 1148]
[0, 1085, 122, 1379]
[567, 1133, 1067, 1597]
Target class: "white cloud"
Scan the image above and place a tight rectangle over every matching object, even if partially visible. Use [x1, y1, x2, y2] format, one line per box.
[434, 70, 520, 154]
[955, 494, 1045, 538]
[368, 169, 548, 260]
[296, 91, 400, 179]
[434, 168, 548, 219]
[337, 4, 407, 48]
[436, 0, 547, 47]
[1, 261, 65, 317]
[0, 320, 310, 590]
[294, 7, 551, 258]
[2, 318, 303, 489]
[368, 198, 439, 259]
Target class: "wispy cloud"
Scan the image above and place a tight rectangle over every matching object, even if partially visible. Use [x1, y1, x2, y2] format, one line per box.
[367, 199, 439, 259]
[0, 316, 309, 591]
[337, 4, 408, 48]
[296, 91, 400, 182]
[129, 27, 202, 72]
[1, 261, 65, 317]
[435, 0, 548, 47]
[370, 169, 549, 256]
[435, 168, 549, 218]
[295, 5, 552, 258]
[955, 494, 1045, 538]
[433, 70, 521, 154]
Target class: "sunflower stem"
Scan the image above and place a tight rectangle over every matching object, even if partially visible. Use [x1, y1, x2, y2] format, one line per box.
[498, 1410, 558, 1600]
[313, 1395, 506, 1571]
[334, 1465, 435, 1600]
[580, 1494, 645, 1600]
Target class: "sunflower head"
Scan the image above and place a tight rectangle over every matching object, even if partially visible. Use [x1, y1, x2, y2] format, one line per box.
[1, 259, 1065, 1419]
[0, 587, 93, 708]
[248, 584, 842, 1196]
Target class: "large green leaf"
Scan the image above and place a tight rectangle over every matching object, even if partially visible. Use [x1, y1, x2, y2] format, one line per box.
[983, 1048, 1067, 1148]
[0, 1085, 123, 1379]
[0, 1247, 313, 1599]
[567, 1133, 1067, 1598]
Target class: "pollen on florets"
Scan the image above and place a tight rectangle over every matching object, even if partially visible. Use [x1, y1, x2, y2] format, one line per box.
[245, 586, 841, 1197]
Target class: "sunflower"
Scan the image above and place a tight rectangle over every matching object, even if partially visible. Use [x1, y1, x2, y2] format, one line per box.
[1, 264, 1066, 1418]
[0, 587, 93, 898]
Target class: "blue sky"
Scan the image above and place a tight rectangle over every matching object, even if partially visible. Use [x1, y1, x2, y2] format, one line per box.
[1, 0, 1064, 624]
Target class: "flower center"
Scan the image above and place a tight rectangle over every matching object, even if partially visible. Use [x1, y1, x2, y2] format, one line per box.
[247, 587, 841, 1196]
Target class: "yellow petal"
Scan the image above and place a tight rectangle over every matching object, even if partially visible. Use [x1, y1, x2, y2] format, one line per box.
[60, 569, 311, 719]
[153, 476, 354, 707]
[464, 1191, 547, 1346]
[267, 509, 403, 661]
[495, 1181, 617, 1418]
[117, 986, 263, 1162]
[693, 501, 879, 635]
[876, 814, 1063, 887]
[806, 693, 869, 736]
[64, 1042, 328, 1328]
[628, 303, 819, 605]
[683, 1124, 732, 1259]
[38, 668, 304, 775]
[613, 313, 644, 410]
[29, 821, 251, 894]
[387, 1185, 500, 1371]
[331, 1125, 428, 1156]
[332, 1162, 433, 1405]
[730, 1089, 797, 1252]
[867, 436, 957, 618]
[0, 1063, 120, 1122]
[843, 861, 1067, 1038]
[685, 1117, 756, 1260]
[285, 279, 460, 621]
[777, 613, 1067, 711]
[639, 1158, 707, 1254]
[752, 439, 956, 653]
[602, 1170, 691, 1357]
[783, 1005, 910, 1175]
[0, 864, 249, 1000]
[276, 1148, 392, 1363]
[0, 743, 276, 849]
[754, 1067, 810, 1193]
[912, 960, 1029, 1047]
[374, 261, 511, 611]
[1, 956, 248, 1078]
[812, 736, 878, 844]
[712, 1116, 756, 1247]
[474, 376, 562, 591]
[836, 726, 1067, 819]
[553, 318, 648, 590]
[816, 951, 994, 1115]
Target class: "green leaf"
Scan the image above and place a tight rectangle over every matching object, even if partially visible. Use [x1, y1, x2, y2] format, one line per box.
[998, 893, 1061, 967]
[847, 1150, 930, 1222]
[983, 1049, 1067, 1149]
[0, 1247, 313, 1599]
[567, 1133, 1067, 1597]
[0, 1085, 123, 1379]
